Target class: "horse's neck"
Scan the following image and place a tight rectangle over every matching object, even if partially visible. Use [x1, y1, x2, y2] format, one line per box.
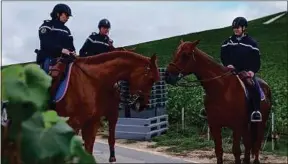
[193, 48, 229, 95]
[98, 59, 136, 85]
[77, 53, 145, 87]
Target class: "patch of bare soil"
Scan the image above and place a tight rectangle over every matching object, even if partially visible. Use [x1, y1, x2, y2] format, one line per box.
[96, 133, 287, 163]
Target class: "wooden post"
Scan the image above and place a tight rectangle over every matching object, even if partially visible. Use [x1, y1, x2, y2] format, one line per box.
[271, 112, 275, 151]
[182, 107, 185, 130]
[208, 127, 210, 141]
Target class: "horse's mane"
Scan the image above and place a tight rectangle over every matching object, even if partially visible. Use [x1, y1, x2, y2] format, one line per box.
[179, 41, 227, 72]
[76, 51, 150, 65]
[194, 47, 227, 72]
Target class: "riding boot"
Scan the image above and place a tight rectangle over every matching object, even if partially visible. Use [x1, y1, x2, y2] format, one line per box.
[48, 62, 67, 110]
[47, 74, 62, 110]
[248, 81, 262, 122]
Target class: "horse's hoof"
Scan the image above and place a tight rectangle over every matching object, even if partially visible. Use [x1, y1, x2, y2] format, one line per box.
[109, 157, 116, 163]
[216, 158, 223, 164]
[235, 159, 241, 164]
[243, 158, 250, 164]
[253, 159, 260, 164]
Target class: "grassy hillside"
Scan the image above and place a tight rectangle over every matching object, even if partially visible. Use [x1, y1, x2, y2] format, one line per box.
[126, 11, 288, 134]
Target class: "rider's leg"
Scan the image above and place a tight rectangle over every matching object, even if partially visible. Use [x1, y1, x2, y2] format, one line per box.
[247, 76, 262, 122]
[48, 61, 67, 109]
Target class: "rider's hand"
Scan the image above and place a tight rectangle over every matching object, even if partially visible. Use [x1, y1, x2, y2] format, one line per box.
[247, 71, 255, 77]
[227, 65, 235, 69]
[226, 65, 235, 71]
[70, 51, 77, 56]
[61, 48, 71, 55]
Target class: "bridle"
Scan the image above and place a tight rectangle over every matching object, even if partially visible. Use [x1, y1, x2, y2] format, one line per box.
[168, 48, 233, 87]
[114, 64, 154, 108]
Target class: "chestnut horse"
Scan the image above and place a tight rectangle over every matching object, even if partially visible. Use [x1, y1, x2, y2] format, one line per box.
[165, 40, 272, 164]
[52, 51, 160, 162]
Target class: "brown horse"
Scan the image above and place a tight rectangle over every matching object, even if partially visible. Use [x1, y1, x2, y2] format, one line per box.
[165, 40, 272, 164]
[52, 51, 160, 163]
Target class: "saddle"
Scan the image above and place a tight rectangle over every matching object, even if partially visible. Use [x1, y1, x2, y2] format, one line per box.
[236, 71, 263, 122]
[48, 54, 76, 107]
[237, 71, 254, 86]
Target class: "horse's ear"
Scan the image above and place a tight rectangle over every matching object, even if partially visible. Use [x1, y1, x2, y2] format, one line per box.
[192, 39, 200, 46]
[150, 53, 157, 66]
[180, 39, 184, 44]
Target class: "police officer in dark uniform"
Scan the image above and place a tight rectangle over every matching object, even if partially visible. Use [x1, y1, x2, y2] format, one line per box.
[200, 17, 262, 122]
[35, 3, 76, 108]
[79, 18, 114, 57]
[36, 3, 76, 73]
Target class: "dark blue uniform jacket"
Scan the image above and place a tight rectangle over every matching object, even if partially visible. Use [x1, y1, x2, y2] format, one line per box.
[220, 34, 260, 73]
[38, 19, 75, 61]
[79, 32, 113, 57]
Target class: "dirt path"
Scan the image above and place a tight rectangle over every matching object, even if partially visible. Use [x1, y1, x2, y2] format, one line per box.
[96, 134, 287, 163]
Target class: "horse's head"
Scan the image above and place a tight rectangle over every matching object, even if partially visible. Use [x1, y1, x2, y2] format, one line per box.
[165, 39, 200, 85]
[128, 54, 160, 112]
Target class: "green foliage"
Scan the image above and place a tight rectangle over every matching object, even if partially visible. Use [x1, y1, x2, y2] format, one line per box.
[1, 64, 97, 164]
[127, 12, 288, 134]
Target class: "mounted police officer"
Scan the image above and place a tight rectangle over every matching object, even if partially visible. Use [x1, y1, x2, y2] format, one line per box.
[35, 3, 76, 108]
[201, 17, 262, 122]
[79, 18, 114, 57]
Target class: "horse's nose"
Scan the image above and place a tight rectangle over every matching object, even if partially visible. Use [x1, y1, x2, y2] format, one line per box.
[164, 71, 170, 83]
[164, 71, 169, 77]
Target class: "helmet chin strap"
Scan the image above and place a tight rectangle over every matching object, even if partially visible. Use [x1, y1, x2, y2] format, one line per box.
[235, 28, 246, 40]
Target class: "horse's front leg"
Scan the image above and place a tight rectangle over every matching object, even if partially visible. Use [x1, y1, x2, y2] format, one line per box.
[210, 125, 224, 164]
[107, 110, 119, 163]
[81, 116, 101, 154]
[242, 126, 251, 164]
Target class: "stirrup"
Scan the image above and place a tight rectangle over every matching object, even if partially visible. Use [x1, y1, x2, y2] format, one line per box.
[198, 108, 207, 119]
[251, 111, 262, 122]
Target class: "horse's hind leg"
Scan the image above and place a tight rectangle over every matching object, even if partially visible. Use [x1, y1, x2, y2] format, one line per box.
[210, 126, 223, 164]
[81, 116, 101, 154]
[232, 130, 242, 164]
[106, 110, 119, 163]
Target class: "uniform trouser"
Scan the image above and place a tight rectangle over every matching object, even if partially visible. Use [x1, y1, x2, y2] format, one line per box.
[39, 57, 66, 109]
[243, 76, 261, 112]
[39, 57, 51, 74]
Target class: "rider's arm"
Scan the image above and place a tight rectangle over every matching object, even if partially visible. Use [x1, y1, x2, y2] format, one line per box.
[38, 22, 62, 56]
[67, 28, 76, 52]
[79, 35, 93, 57]
[247, 40, 260, 73]
[220, 39, 232, 67]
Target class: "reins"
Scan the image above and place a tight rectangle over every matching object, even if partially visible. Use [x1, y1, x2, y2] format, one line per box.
[168, 49, 234, 87]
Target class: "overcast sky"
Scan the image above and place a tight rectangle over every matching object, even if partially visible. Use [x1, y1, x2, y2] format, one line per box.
[1, 1, 286, 66]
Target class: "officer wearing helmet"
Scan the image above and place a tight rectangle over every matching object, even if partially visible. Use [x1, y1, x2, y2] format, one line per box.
[200, 17, 262, 122]
[36, 3, 76, 73]
[36, 3, 76, 109]
[79, 18, 114, 57]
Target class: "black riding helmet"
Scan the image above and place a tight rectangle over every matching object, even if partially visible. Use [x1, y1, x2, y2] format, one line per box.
[98, 19, 111, 29]
[50, 3, 72, 18]
[232, 17, 248, 28]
